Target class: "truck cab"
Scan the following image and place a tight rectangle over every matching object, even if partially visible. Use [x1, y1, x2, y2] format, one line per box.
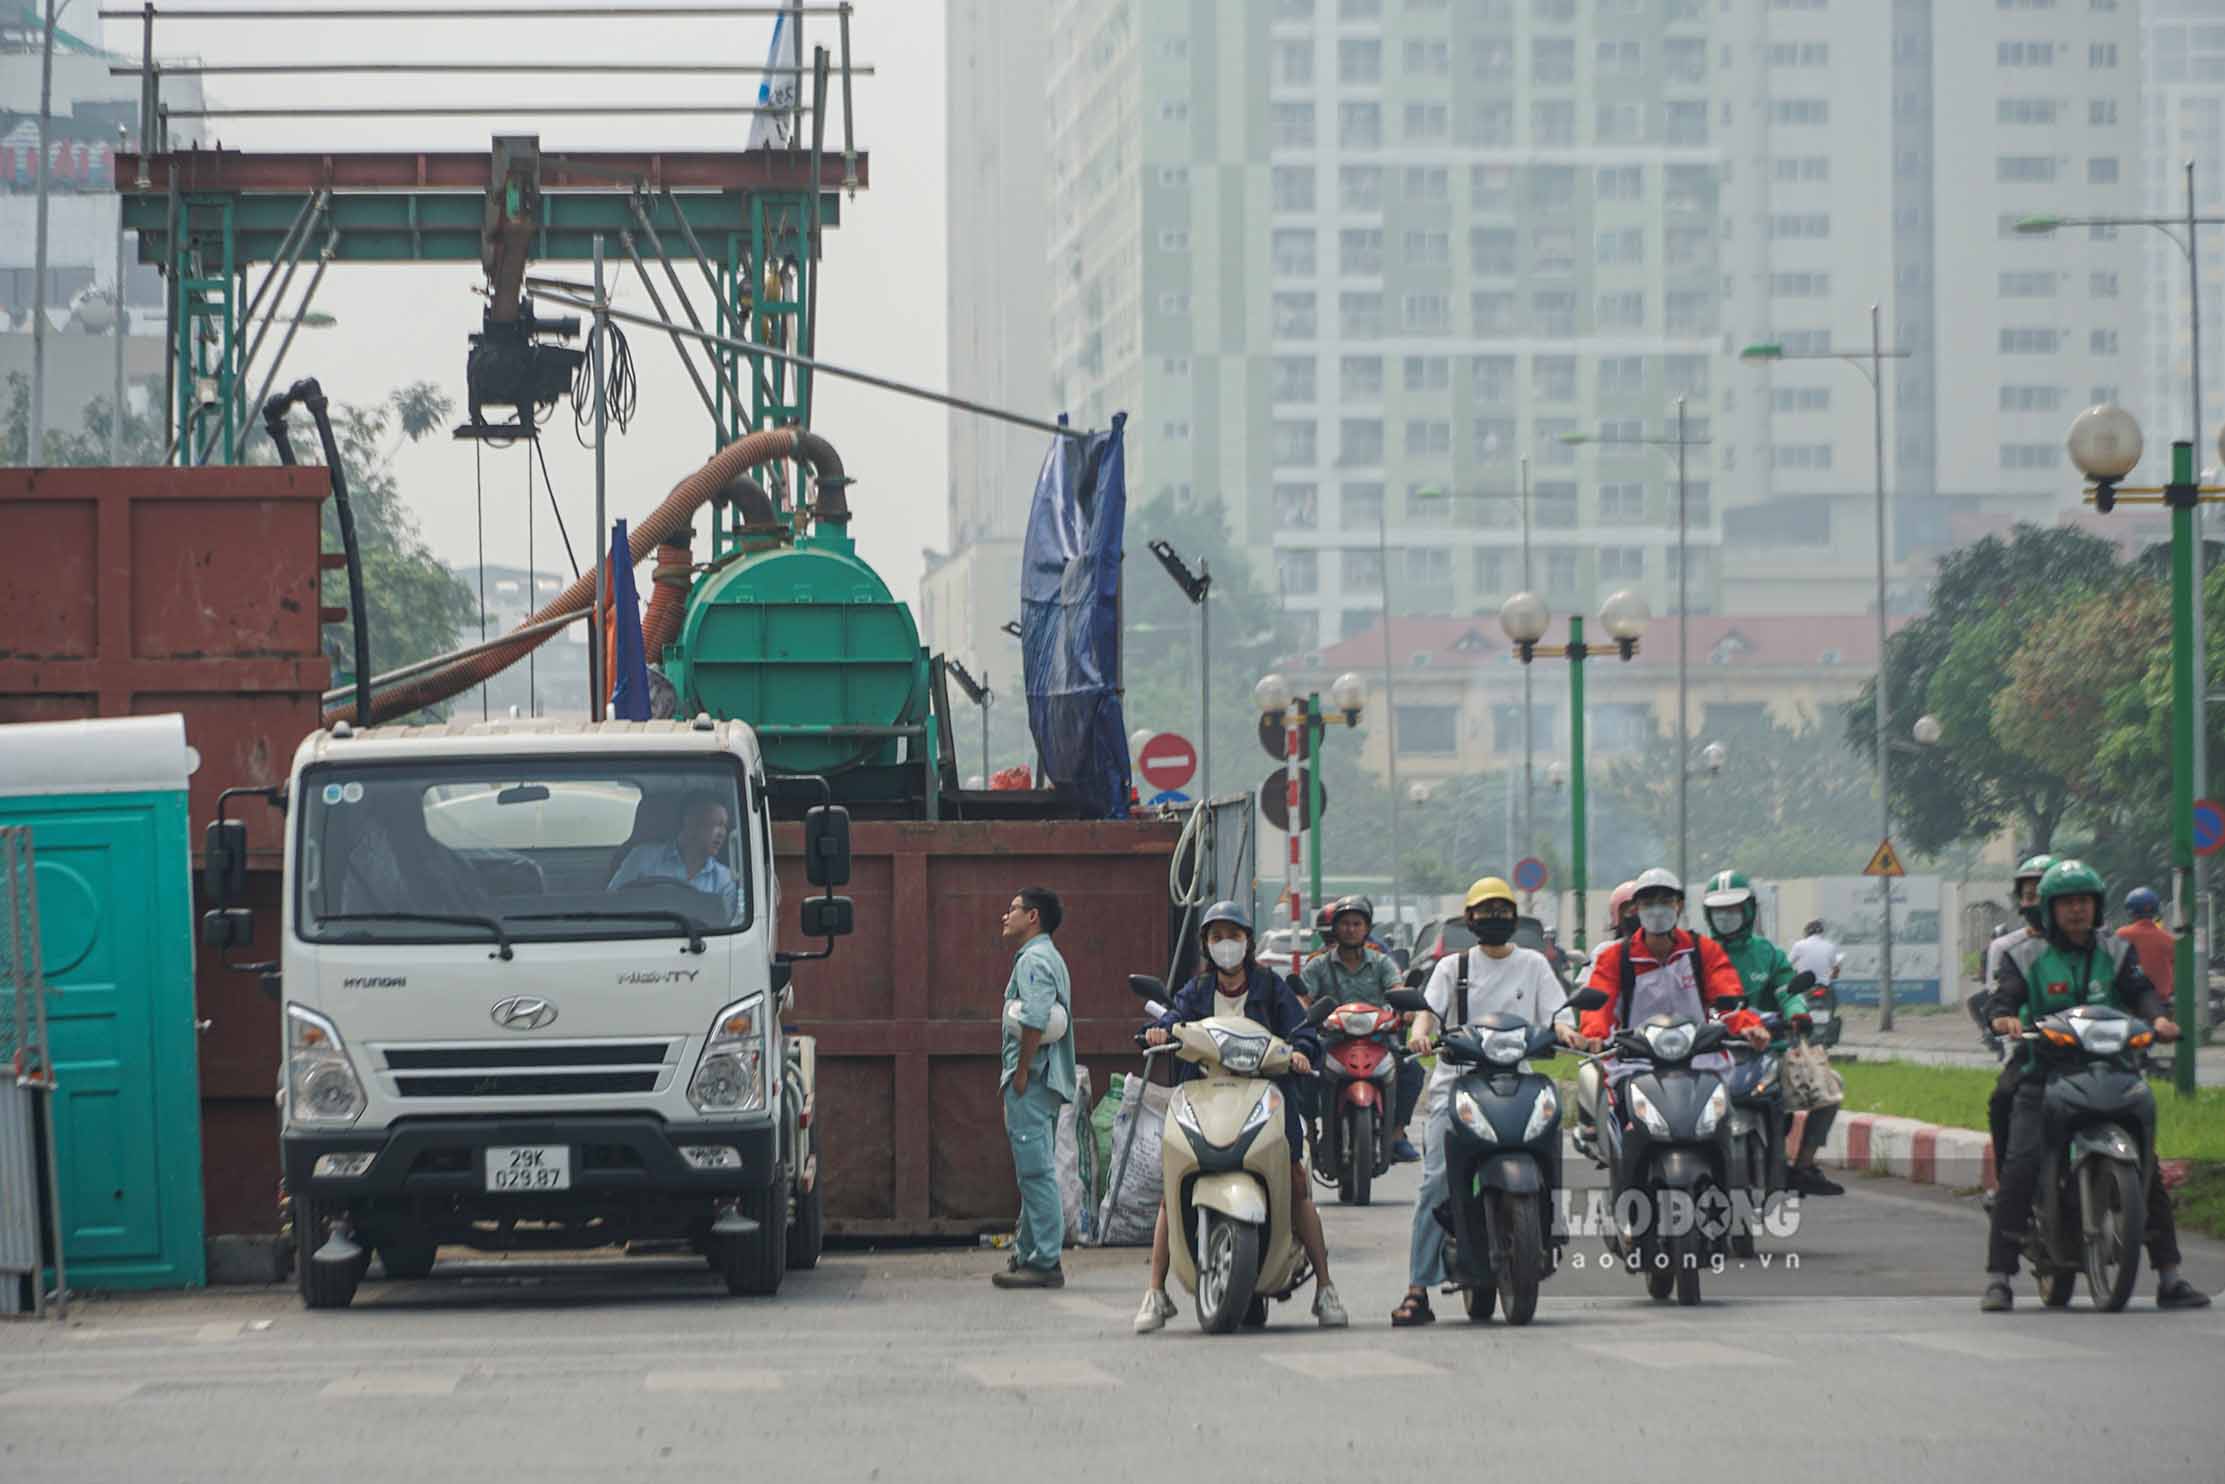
[205, 716, 850, 1308]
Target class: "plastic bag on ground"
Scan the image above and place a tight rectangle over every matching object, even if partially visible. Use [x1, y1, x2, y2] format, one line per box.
[1093, 1070, 1170, 1246]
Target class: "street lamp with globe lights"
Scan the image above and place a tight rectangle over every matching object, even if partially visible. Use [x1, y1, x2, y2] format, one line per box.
[1256, 668, 1366, 953]
[1499, 589, 1648, 949]
[2062, 404, 2225, 1093]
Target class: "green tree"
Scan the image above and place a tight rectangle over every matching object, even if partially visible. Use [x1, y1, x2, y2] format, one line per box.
[1845, 523, 2126, 855]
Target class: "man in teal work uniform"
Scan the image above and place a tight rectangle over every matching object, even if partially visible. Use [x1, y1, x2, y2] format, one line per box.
[993, 885, 1076, 1290]
[1702, 869, 1843, 1196]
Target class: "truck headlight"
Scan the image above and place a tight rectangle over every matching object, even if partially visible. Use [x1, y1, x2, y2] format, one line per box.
[689, 996, 766, 1113]
[286, 1004, 366, 1126]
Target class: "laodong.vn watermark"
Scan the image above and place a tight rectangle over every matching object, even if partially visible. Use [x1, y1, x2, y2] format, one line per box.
[1549, 1186, 1808, 1271]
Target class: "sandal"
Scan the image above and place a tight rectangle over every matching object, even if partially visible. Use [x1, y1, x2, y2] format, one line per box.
[1391, 1290, 1435, 1327]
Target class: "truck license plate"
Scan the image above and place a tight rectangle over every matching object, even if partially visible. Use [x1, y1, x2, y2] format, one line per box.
[486, 1145, 571, 1193]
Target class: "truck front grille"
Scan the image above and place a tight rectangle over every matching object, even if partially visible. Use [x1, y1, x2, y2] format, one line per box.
[395, 1071, 661, 1098]
[376, 1039, 680, 1099]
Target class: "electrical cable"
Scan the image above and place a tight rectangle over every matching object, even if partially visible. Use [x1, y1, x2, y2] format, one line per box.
[526, 443, 536, 717]
[531, 435, 582, 581]
[475, 440, 489, 721]
[572, 316, 636, 447]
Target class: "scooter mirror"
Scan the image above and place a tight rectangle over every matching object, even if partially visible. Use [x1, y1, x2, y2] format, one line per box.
[1128, 974, 1167, 1002]
[1385, 988, 1430, 1016]
[1305, 995, 1340, 1026]
[1788, 970, 1817, 995]
[1568, 987, 1609, 1012]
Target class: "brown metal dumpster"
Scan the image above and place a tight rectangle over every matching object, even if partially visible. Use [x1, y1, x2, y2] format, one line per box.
[0, 466, 331, 1239]
[774, 818, 1176, 1237]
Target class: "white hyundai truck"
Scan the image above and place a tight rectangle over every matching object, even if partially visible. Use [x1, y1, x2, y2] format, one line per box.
[200, 716, 853, 1309]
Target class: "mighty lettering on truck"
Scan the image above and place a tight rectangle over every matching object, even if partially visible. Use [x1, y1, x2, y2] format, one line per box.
[198, 716, 853, 1309]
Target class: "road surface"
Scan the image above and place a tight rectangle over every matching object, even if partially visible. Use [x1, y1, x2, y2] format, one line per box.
[2, 1156, 2218, 1482]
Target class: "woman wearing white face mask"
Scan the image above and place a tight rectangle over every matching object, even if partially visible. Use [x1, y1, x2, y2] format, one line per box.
[1134, 900, 1347, 1332]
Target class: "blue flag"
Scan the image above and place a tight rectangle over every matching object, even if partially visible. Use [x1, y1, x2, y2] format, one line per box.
[607, 519, 651, 722]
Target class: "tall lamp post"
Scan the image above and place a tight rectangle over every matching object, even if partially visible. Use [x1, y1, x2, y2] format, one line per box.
[1561, 402, 1708, 886]
[1741, 304, 1915, 1026]
[1253, 671, 1365, 952]
[1147, 539, 1213, 801]
[1500, 588, 1649, 951]
[2064, 404, 2223, 1099]
[2022, 168, 2225, 1025]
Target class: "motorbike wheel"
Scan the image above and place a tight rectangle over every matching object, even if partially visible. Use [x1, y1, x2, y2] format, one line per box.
[1242, 1295, 1270, 1328]
[1675, 1228, 1704, 1307]
[2079, 1158, 2145, 1314]
[1194, 1213, 1262, 1334]
[2037, 1268, 2076, 1308]
[1347, 1108, 1374, 1207]
[1495, 1190, 1543, 1327]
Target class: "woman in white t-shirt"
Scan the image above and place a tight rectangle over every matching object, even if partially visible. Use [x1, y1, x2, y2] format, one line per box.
[1391, 876, 1580, 1327]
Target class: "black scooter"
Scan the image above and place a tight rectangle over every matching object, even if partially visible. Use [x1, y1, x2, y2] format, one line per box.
[1716, 973, 1815, 1259]
[1587, 1008, 1737, 1306]
[2013, 1005, 2162, 1312]
[1388, 987, 1563, 1325]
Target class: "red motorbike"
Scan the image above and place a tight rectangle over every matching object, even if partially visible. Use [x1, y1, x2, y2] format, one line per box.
[1310, 999, 1408, 1207]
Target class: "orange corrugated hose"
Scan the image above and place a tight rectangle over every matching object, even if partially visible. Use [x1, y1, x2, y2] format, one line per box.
[323, 427, 797, 728]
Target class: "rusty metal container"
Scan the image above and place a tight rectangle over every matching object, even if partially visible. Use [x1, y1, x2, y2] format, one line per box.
[774, 818, 1176, 1237]
[0, 467, 331, 1238]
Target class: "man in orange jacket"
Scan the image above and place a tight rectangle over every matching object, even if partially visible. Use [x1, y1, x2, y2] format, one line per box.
[1574, 868, 1766, 1150]
[2115, 886, 2175, 1003]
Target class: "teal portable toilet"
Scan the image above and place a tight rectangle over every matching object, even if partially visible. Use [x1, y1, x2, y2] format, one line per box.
[0, 715, 205, 1289]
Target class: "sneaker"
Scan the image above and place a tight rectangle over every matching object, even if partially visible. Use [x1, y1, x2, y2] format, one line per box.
[2158, 1277, 2214, 1310]
[1391, 1137, 1422, 1164]
[1980, 1278, 2014, 1313]
[1791, 1166, 1845, 1197]
[1312, 1281, 1349, 1328]
[1133, 1288, 1178, 1333]
[991, 1264, 1065, 1289]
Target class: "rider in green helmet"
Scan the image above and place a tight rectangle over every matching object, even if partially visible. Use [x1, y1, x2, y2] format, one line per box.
[1979, 853, 2055, 1209]
[1701, 869, 1842, 1197]
[1979, 859, 2207, 1313]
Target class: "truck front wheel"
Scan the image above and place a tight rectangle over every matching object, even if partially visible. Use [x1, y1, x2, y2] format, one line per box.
[786, 1177, 824, 1271]
[721, 1187, 787, 1296]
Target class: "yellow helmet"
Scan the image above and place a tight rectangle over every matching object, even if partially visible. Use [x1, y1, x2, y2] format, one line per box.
[1464, 876, 1517, 911]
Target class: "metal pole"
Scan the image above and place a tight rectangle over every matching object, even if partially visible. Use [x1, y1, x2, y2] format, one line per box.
[1520, 455, 1534, 855]
[1675, 397, 1689, 887]
[111, 128, 130, 464]
[2170, 439, 2200, 1098]
[980, 694, 990, 781]
[29, 0, 59, 463]
[2185, 159, 2210, 1042]
[1377, 503, 1405, 937]
[1285, 699, 1302, 948]
[1198, 559, 1212, 802]
[1308, 694, 1325, 937]
[591, 236, 608, 722]
[1873, 304, 1897, 1032]
[1570, 617, 1589, 954]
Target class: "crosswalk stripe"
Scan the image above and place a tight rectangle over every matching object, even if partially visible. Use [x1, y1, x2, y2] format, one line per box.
[644, 1370, 785, 1393]
[1578, 1340, 1774, 1368]
[1890, 1331, 2097, 1361]
[320, 1373, 461, 1398]
[961, 1357, 1117, 1389]
[0, 1384, 140, 1406]
[1263, 1349, 1445, 1379]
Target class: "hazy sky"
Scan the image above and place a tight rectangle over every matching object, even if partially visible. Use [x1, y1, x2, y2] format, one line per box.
[98, 2, 950, 605]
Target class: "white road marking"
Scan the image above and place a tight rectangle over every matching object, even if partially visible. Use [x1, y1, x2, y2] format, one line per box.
[194, 1322, 244, 1343]
[0, 1384, 140, 1406]
[1891, 1331, 2097, 1362]
[1262, 1349, 1445, 1379]
[320, 1373, 461, 1398]
[1578, 1340, 1774, 1368]
[961, 1357, 1117, 1389]
[643, 1370, 785, 1393]
[1050, 1296, 1132, 1322]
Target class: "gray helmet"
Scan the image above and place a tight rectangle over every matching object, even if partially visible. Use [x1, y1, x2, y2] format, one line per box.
[1331, 894, 1375, 930]
[1199, 899, 1253, 940]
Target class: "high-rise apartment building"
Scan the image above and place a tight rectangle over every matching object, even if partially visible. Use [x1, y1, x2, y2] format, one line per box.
[2140, 0, 2225, 451]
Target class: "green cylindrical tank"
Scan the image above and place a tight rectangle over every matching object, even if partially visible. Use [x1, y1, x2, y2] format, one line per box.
[669, 527, 929, 782]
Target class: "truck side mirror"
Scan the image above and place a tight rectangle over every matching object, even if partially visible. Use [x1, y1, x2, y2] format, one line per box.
[203, 819, 247, 904]
[804, 805, 851, 886]
[800, 895, 854, 939]
[199, 907, 255, 950]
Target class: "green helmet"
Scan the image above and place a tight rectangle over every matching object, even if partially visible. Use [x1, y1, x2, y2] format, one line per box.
[2037, 858, 2107, 934]
[1701, 869, 1757, 939]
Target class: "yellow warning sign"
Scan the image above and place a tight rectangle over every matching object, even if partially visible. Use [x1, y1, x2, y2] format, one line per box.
[1863, 838, 1906, 878]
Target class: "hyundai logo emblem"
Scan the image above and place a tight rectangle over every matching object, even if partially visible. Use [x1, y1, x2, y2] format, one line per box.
[490, 996, 558, 1031]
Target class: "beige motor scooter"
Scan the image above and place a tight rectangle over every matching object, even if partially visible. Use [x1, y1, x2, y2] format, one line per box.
[1130, 975, 1317, 1333]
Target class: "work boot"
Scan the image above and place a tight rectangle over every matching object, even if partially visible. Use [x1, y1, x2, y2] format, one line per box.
[1133, 1288, 1177, 1333]
[1790, 1165, 1845, 1197]
[1980, 1278, 2014, 1313]
[1391, 1136, 1422, 1164]
[1312, 1281, 1349, 1328]
[991, 1264, 1065, 1289]
[2157, 1277, 2214, 1310]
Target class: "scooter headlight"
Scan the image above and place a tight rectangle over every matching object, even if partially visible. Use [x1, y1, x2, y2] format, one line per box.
[1173, 1094, 1205, 1140]
[1206, 1026, 1269, 1074]
[1483, 1028, 1529, 1066]
[1521, 1082, 1560, 1143]
[1453, 1088, 1496, 1141]
[1643, 1022, 1696, 1061]
[2077, 1018, 2130, 1056]
[1338, 1009, 1381, 1036]
[1695, 1082, 1730, 1137]
[1239, 1085, 1281, 1138]
[1625, 1081, 1672, 1138]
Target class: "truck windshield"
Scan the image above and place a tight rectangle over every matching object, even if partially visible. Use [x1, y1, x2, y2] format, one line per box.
[295, 758, 752, 948]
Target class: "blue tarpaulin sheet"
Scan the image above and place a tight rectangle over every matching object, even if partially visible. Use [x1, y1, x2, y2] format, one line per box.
[1020, 414, 1132, 819]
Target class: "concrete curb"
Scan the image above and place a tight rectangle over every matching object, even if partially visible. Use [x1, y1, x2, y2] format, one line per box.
[1789, 1109, 2194, 1193]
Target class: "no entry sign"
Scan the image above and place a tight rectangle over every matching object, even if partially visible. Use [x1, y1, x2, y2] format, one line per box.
[1137, 731, 1198, 793]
